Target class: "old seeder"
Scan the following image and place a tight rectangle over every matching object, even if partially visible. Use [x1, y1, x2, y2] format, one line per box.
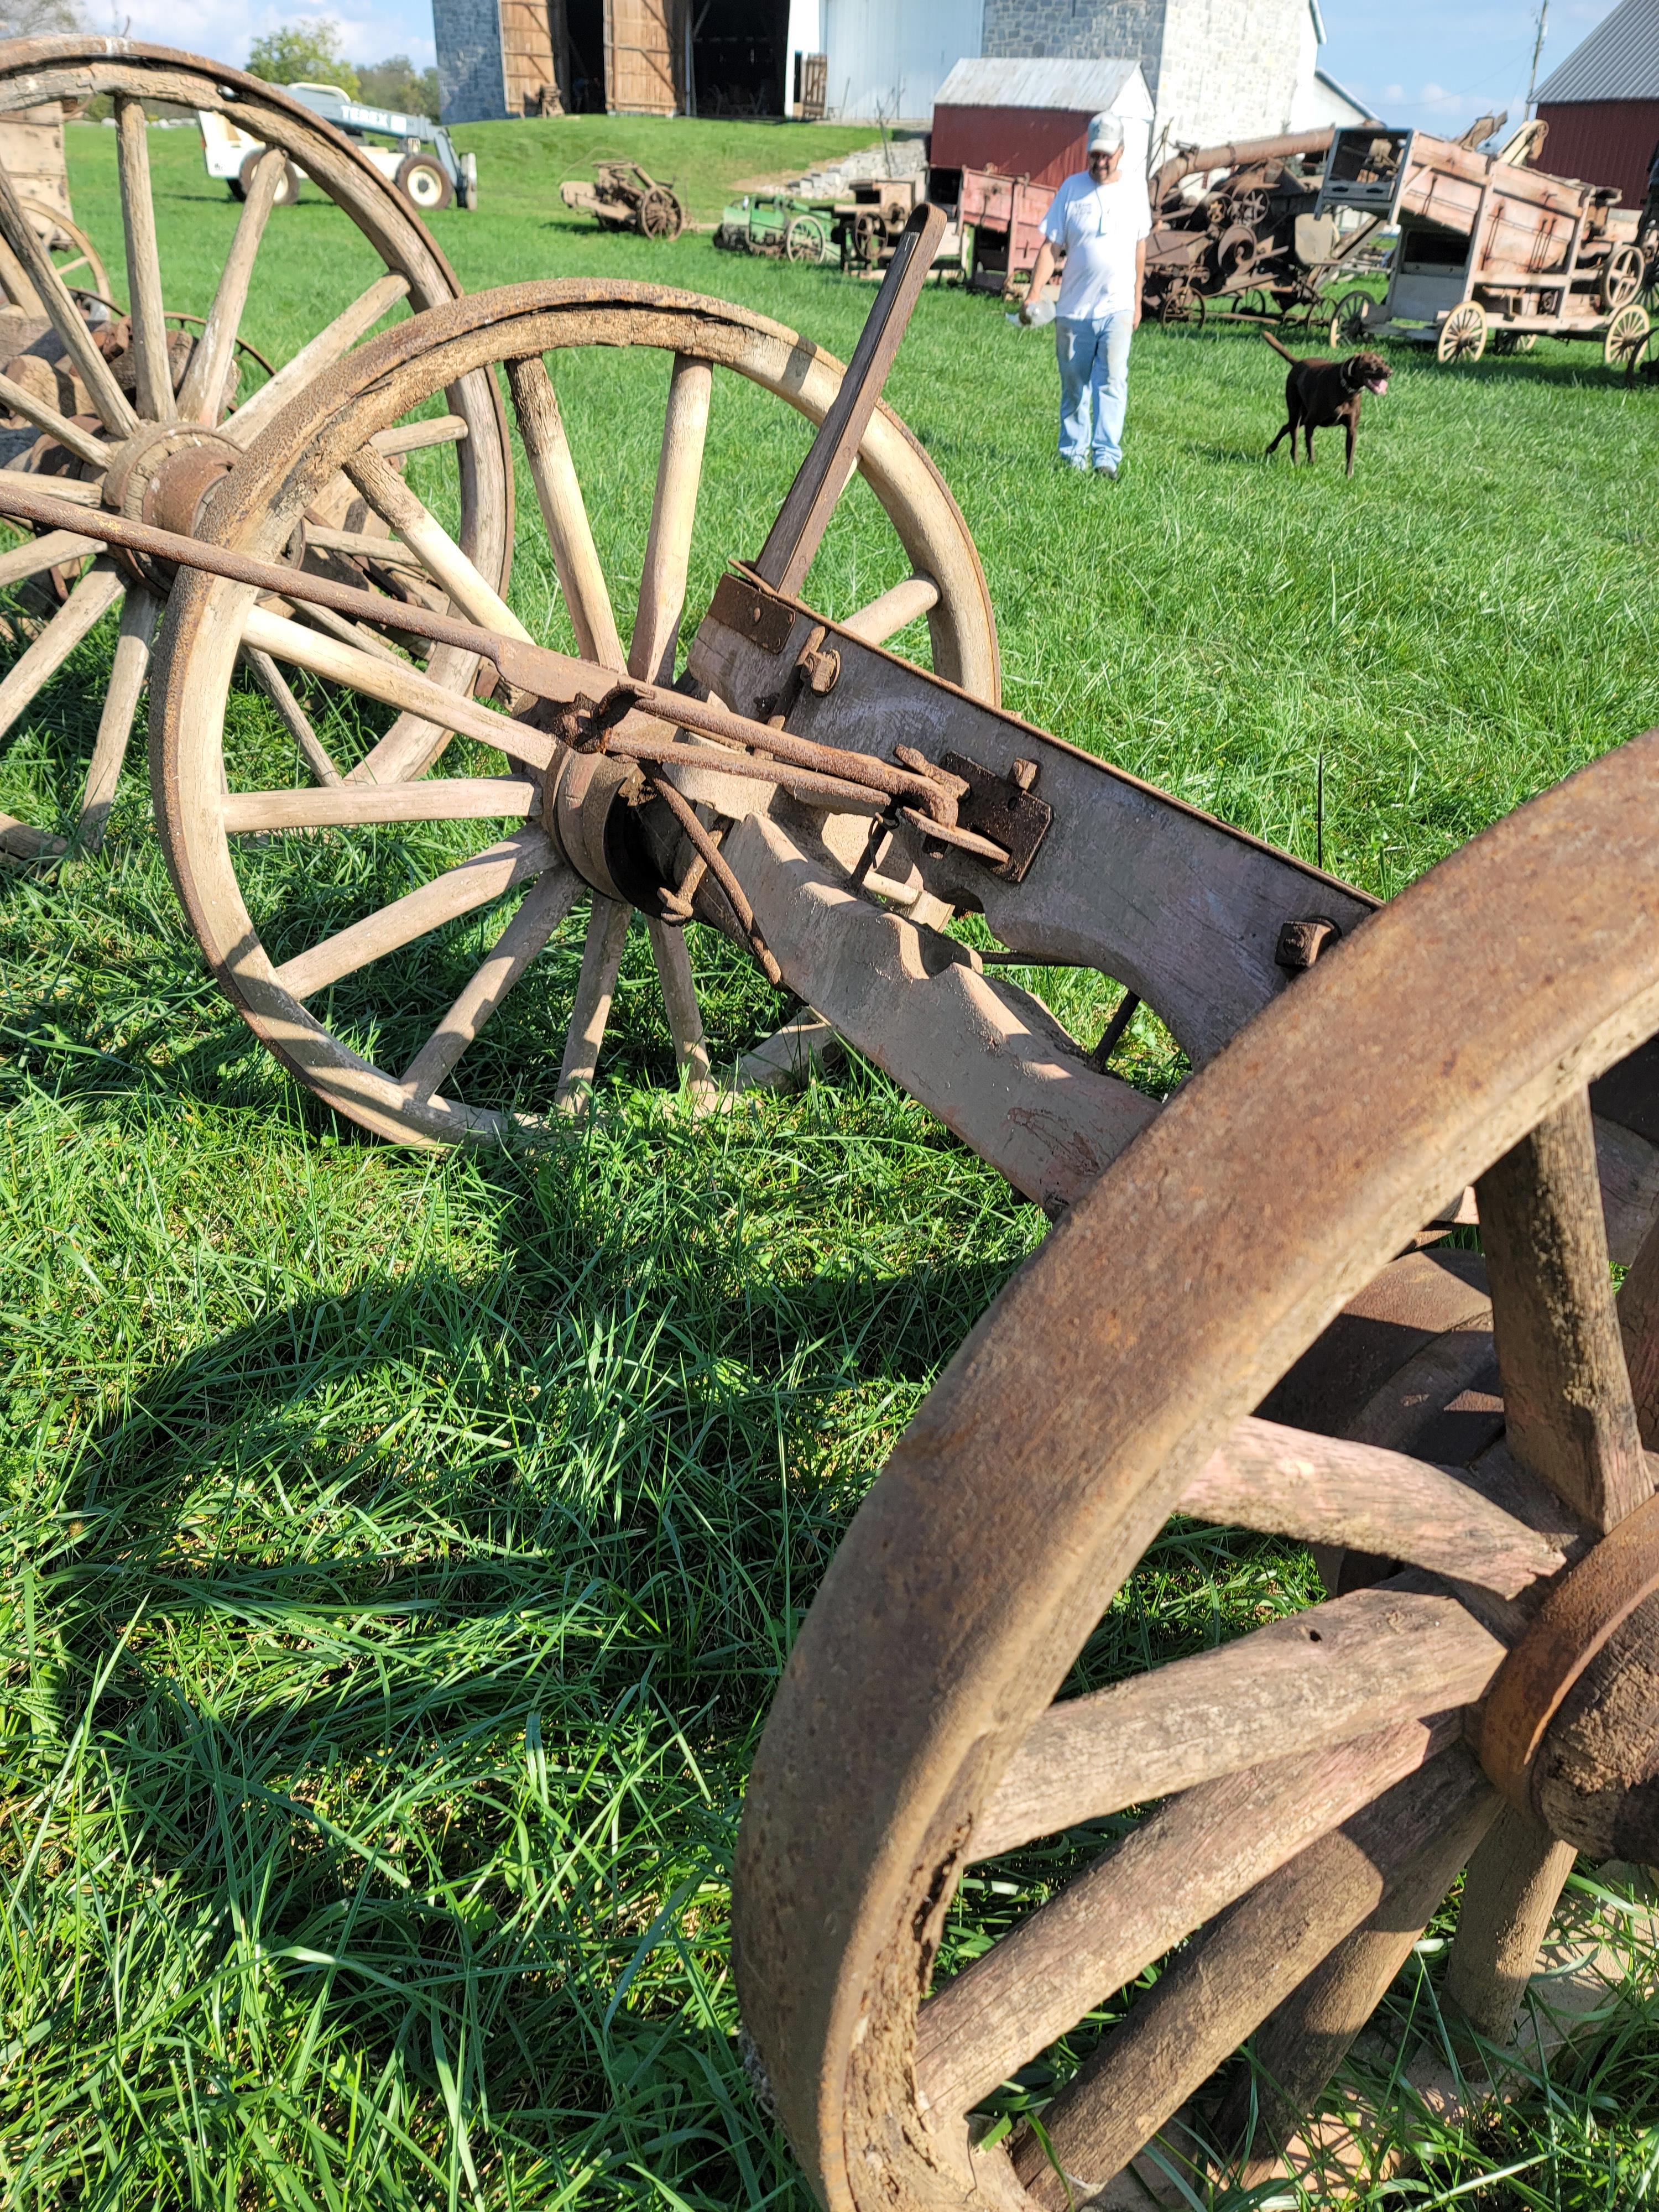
[0, 92, 1656, 2200]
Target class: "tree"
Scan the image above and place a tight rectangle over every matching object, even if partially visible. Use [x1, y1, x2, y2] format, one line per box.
[0, 0, 85, 34]
[357, 56, 441, 119]
[246, 20, 359, 97]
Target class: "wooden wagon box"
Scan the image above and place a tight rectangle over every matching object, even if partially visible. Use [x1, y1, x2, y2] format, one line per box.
[1318, 123, 1648, 364]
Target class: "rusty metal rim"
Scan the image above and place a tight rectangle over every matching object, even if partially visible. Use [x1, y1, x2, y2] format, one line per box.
[1478, 1487, 1659, 1812]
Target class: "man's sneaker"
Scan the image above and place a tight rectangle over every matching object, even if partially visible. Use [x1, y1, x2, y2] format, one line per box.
[1095, 459, 1119, 479]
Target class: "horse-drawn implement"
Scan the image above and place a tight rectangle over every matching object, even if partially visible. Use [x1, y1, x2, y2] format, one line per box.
[1, 81, 1657, 2203]
[1323, 121, 1649, 365]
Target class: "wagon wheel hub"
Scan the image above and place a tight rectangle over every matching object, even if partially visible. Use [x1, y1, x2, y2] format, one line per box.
[1479, 1488, 1659, 1858]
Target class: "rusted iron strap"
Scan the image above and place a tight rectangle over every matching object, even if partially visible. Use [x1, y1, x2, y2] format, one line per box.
[0, 478, 952, 826]
[1478, 1486, 1659, 1810]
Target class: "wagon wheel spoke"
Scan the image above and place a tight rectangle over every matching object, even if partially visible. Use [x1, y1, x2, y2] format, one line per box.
[401, 864, 585, 1102]
[1475, 1089, 1651, 1532]
[972, 1577, 1511, 1863]
[222, 776, 537, 834]
[78, 586, 158, 849]
[505, 353, 627, 670]
[0, 165, 135, 436]
[342, 445, 528, 638]
[177, 149, 288, 426]
[113, 94, 175, 422]
[239, 646, 343, 788]
[272, 828, 556, 1003]
[645, 916, 716, 1100]
[239, 606, 552, 771]
[1229, 1770, 1503, 2185]
[0, 370, 110, 469]
[556, 895, 634, 1112]
[1441, 1803, 1577, 2043]
[0, 562, 123, 745]
[842, 574, 940, 647]
[914, 1719, 1459, 2121]
[1011, 1750, 1498, 2206]
[630, 353, 711, 685]
[223, 273, 411, 451]
[0, 527, 100, 591]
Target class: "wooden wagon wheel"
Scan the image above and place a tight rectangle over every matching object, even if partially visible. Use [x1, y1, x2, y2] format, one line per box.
[1604, 302, 1650, 369]
[1327, 290, 1371, 350]
[1437, 300, 1488, 364]
[0, 38, 512, 864]
[735, 731, 1659, 2210]
[18, 195, 109, 303]
[150, 279, 1001, 1141]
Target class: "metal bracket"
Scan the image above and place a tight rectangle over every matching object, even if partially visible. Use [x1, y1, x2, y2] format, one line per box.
[707, 571, 796, 656]
[936, 750, 1053, 884]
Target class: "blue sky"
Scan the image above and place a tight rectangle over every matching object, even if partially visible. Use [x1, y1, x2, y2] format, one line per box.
[104, 0, 1619, 129]
[1320, 0, 1621, 132]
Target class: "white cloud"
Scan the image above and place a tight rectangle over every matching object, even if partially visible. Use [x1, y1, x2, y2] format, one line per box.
[118, 0, 434, 67]
[1383, 81, 1404, 100]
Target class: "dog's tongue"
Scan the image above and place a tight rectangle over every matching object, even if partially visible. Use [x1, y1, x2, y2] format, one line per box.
[1368, 375, 1389, 394]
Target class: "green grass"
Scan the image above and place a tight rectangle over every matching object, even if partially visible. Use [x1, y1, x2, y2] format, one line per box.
[0, 116, 1657, 2209]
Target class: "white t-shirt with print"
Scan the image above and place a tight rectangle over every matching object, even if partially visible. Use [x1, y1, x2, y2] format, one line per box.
[1041, 169, 1152, 320]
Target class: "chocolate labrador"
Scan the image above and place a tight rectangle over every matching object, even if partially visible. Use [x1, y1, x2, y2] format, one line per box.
[1263, 328, 1389, 477]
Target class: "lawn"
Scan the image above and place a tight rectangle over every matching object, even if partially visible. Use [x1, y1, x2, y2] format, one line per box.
[0, 112, 1656, 2209]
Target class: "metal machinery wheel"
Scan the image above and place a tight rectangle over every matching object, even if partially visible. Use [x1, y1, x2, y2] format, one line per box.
[1328, 291, 1371, 349]
[735, 733, 1659, 2210]
[0, 38, 512, 865]
[1627, 324, 1659, 380]
[1599, 241, 1645, 312]
[18, 195, 109, 300]
[1604, 301, 1650, 369]
[1489, 329, 1538, 355]
[786, 213, 830, 265]
[638, 184, 685, 241]
[1232, 185, 1269, 228]
[395, 153, 452, 213]
[1157, 281, 1206, 328]
[1437, 299, 1488, 363]
[150, 279, 1006, 1143]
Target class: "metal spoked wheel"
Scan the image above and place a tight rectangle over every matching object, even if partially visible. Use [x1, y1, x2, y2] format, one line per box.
[1604, 302, 1651, 369]
[0, 38, 512, 865]
[1489, 329, 1538, 356]
[785, 213, 829, 265]
[152, 280, 1001, 1145]
[737, 732, 1659, 2210]
[1437, 300, 1488, 364]
[1627, 324, 1659, 380]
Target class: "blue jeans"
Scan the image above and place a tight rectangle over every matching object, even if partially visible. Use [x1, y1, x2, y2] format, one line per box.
[1056, 311, 1133, 467]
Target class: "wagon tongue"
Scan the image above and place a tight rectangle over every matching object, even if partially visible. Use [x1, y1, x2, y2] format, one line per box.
[750, 202, 948, 598]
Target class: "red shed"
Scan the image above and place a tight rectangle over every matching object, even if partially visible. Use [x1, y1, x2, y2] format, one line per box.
[930, 58, 1154, 192]
[1533, 0, 1659, 210]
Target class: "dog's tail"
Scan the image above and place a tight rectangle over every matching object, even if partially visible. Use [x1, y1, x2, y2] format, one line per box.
[1261, 328, 1300, 363]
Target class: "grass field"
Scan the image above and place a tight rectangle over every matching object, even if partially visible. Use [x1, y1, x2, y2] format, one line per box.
[1, 114, 1657, 2208]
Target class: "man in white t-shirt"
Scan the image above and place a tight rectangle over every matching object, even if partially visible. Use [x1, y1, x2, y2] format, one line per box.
[1021, 114, 1151, 479]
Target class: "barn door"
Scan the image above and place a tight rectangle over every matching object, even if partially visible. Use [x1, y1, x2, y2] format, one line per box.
[604, 0, 677, 113]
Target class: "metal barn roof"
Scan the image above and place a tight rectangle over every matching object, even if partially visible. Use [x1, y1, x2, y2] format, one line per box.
[933, 58, 1151, 115]
[1535, 0, 1659, 103]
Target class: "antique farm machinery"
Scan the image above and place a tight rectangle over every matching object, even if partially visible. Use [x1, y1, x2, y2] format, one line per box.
[1322, 121, 1650, 366]
[1140, 127, 1370, 331]
[559, 160, 687, 240]
[0, 36, 514, 865]
[2, 183, 1658, 2205]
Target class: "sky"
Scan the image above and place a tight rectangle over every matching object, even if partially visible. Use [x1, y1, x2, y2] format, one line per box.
[1319, 0, 1622, 133]
[89, 0, 1621, 129]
